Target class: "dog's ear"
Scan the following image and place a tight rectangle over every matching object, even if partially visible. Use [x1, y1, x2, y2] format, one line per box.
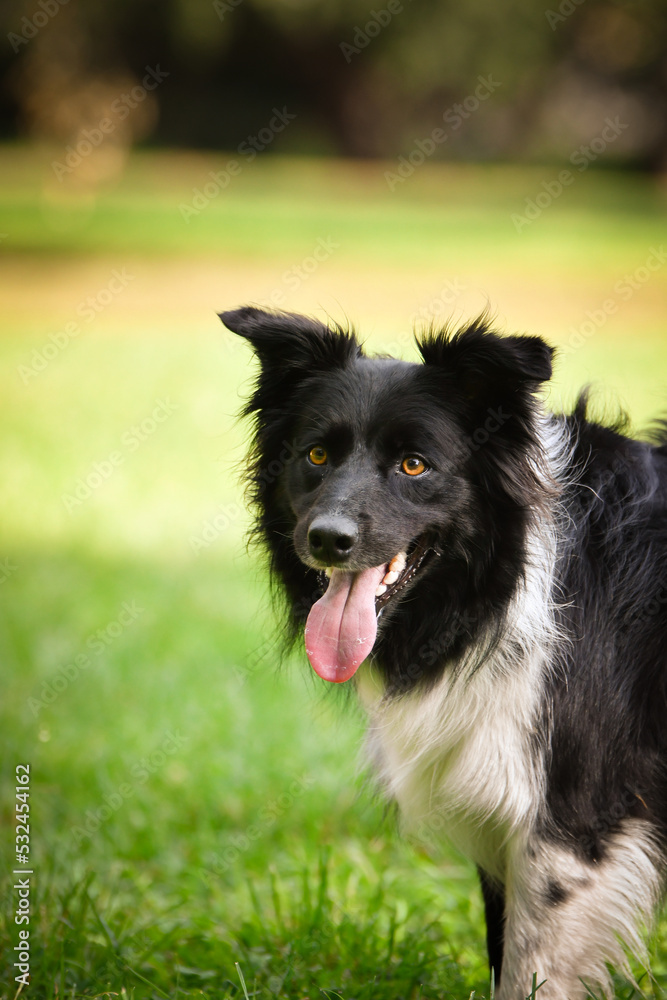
[417, 315, 553, 402]
[219, 307, 360, 374]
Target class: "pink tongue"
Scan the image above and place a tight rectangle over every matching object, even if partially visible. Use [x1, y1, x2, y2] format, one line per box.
[305, 565, 387, 683]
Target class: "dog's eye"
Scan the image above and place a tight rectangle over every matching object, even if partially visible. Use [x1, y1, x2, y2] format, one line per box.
[308, 446, 328, 466]
[401, 456, 427, 476]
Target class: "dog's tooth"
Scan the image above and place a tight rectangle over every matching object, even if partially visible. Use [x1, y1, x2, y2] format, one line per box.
[387, 553, 406, 576]
[325, 567, 333, 578]
[375, 584, 387, 597]
[383, 570, 399, 585]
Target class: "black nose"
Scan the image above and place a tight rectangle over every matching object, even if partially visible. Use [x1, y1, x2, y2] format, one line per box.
[308, 515, 358, 564]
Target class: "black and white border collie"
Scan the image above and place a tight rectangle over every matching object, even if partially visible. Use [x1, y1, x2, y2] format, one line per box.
[220, 306, 667, 999]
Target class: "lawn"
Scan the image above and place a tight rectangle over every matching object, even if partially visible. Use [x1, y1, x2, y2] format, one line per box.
[0, 143, 666, 998]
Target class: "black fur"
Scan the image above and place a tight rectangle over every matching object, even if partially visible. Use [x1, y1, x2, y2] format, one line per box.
[479, 866, 506, 975]
[543, 402, 667, 859]
[222, 307, 557, 690]
[221, 306, 667, 995]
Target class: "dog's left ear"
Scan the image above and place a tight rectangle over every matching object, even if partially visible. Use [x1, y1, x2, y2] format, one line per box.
[219, 306, 359, 374]
[417, 316, 553, 402]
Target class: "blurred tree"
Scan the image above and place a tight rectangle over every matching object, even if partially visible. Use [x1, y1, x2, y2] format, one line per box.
[0, 0, 665, 166]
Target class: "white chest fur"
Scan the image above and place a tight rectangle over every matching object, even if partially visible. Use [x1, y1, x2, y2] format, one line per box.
[358, 645, 545, 879]
[356, 525, 557, 881]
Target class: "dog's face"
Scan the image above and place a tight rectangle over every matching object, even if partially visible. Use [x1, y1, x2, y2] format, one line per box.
[281, 359, 477, 681]
[221, 307, 553, 689]
[285, 358, 472, 571]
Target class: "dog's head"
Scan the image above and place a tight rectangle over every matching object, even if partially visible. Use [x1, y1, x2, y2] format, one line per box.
[221, 306, 554, 689]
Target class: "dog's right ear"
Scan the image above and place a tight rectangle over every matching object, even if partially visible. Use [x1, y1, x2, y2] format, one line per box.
[219, 307, 360, 375]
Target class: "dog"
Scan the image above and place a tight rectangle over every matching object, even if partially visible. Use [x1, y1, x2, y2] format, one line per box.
[220, 305, 667, 999]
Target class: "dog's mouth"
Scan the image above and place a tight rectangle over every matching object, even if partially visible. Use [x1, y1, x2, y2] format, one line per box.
[305, 534, 436, 684]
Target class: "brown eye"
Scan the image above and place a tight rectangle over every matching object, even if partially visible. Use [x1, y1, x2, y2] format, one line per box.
[308, 446, 328, 466]
[401, 456, 427, 476]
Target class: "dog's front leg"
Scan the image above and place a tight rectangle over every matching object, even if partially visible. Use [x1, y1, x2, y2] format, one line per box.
[496, 824, 660, 1000]
[478, 867, 505, 983]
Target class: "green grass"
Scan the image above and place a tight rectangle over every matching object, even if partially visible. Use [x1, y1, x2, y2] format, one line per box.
[1, 144, 667, 998]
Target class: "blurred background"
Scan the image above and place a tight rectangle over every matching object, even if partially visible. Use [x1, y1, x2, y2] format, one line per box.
[1, 1, 666, 997]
